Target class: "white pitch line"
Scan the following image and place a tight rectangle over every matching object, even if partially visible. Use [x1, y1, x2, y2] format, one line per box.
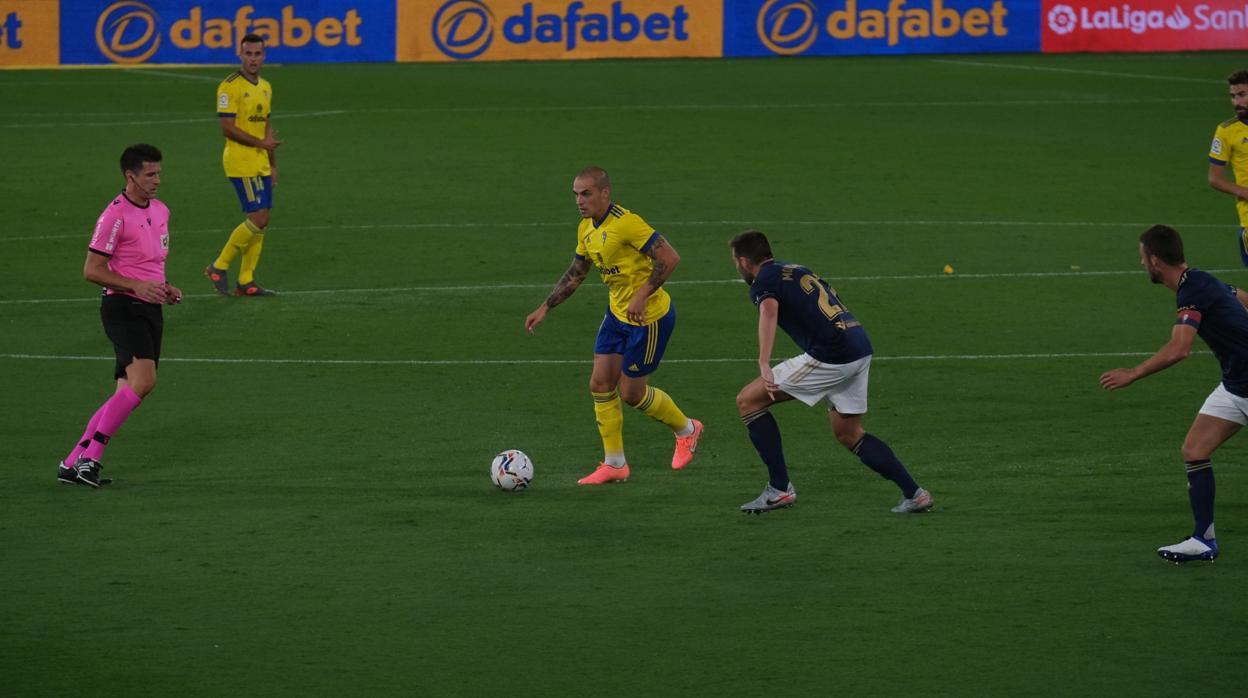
[4, 268, 1244, 306]
[0, 351, 1169, 367]
[930, 58, 1222, 84]
[1, 218, 1230, 243]
[123, 68, 221, 83]
[0, 96, 1214, 130]
[0, 109, 346, 130]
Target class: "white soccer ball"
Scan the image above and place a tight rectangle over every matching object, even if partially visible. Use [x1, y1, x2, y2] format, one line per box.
[490, 449, 534, 491]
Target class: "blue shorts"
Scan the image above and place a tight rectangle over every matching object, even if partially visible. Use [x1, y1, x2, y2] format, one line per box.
[229, 175, 273, 213]
[594, 305, 676, 378]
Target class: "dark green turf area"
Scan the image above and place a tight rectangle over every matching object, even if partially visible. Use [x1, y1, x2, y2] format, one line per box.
[3, 53, 1248, 695]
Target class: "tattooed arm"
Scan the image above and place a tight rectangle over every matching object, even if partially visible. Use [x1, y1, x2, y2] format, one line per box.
[526, 256, 591, 333]
[625, 235, 681, 324]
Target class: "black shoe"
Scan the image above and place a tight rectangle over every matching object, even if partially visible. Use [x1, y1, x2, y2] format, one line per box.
[205, 264, 231, 296]
[234, 281, 276, 297]
[73, 457, 103, 488]
[57, 460, 81, 485]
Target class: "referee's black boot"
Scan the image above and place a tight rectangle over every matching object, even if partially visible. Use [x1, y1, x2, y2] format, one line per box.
[72, 457, 103, 488]
[57, 460, 81, 485]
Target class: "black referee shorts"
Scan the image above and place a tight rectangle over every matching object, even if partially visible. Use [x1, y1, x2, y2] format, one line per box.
[100, 294, 163, 379]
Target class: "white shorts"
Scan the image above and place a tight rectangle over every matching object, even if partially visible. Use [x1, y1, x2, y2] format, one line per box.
[1198, 383, 1248, 425]
[772, 353, 871, 414]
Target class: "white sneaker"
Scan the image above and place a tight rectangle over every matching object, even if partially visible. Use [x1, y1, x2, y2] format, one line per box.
[740, 483, 796, 514]
[1157, 536, 1218, 563]
[891, 487, 933, 513]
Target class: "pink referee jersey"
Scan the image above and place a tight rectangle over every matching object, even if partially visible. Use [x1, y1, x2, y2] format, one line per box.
[88, 193, 170, 298]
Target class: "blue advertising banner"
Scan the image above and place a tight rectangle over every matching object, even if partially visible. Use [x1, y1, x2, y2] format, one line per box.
[61, 0, 395, 64]
[725, 0, 1041, 56]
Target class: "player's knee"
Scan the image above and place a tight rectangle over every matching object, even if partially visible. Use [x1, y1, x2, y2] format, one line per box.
[618, 383, 646, 406]
[589, 376, 616, 394]
[834, 426, 864, 450]
[736, 389, 759, 415]
[1181, 441, 1209, 462]
[249, 210, 269, 229]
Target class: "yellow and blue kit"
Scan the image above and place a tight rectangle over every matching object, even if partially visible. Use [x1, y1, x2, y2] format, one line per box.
[217, 71, 273, 212]
[1209, 117, 1248, 264]
[576, 204, 674, 377]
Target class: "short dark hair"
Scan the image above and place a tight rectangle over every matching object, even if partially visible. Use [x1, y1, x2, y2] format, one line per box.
[119, 143, 162, 174]
[1140, 224, 1185, 265]
[576, 165, 610, 190]
[730, 230, 774, 264]
[240, 33, 264, 48]
[1228, 70, 1248, 86]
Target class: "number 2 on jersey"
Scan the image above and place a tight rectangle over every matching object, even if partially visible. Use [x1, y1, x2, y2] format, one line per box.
[799, 274, 845, 322]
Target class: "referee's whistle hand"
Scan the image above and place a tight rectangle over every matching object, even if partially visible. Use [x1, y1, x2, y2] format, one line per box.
[133, 280, 167, 304]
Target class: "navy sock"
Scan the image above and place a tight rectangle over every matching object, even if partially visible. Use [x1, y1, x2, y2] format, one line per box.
[853, 433, 919, 499]
[1186, 460, 1216, 540]
[744, 410, 789, 491]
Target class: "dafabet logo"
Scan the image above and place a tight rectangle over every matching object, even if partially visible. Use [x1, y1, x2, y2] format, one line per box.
[0, 0, 59, 66]
[1, 11, 23, 50]
[755, 0, 1011, 54]
[400, 0, 722, 62]
[92, 1, 366, 64]
[432, 0, 692, 59]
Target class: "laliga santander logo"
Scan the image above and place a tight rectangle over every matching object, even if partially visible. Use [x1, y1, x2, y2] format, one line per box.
[96, 0, 161, 64]
[1047, 4, 1077, 34]
[1049, 3, 1199, 35]
[757, 0, 819, 55]
[434, 0, 495, 60]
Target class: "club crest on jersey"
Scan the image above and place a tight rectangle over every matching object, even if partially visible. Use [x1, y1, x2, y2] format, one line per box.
[602, 230, 608, 245]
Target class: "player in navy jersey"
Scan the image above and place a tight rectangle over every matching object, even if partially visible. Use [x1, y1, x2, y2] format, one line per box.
[1101, 225, 1248, 562]
[729, 230, 932, 514]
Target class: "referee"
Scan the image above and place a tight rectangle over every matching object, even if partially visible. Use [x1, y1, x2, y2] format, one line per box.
[59, 144, 182, 487]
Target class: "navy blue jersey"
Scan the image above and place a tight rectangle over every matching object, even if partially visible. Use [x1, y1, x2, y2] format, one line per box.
[749, 260, 873, 364]
[1175, 268, 1248, 397]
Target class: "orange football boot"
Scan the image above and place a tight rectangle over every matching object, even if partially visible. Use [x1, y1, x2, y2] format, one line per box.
[577, 462, 630, 485]
[671, 419, 704, 470]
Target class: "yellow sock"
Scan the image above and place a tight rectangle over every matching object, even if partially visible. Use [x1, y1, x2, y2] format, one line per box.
[213, 219, 259, 271]
[239, 231, 265, 285]
[634, 386, 690, 433]
[592, 390, 625, 465]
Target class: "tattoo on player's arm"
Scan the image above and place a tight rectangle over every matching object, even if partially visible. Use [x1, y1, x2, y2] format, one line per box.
[545, 257, 590, 308]
[645, 236, 674, 289]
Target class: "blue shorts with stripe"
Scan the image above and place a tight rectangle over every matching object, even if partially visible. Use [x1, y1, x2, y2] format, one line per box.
[594, 305, 676, 378]
[229, 175, 274, 213]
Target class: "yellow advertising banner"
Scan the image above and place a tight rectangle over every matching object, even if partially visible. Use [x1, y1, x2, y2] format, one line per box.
[0, 0, 59, 66]
[398, 0, 723, 62]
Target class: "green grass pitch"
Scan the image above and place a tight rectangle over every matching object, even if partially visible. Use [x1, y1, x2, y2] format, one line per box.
[2, 53, 1247, 695]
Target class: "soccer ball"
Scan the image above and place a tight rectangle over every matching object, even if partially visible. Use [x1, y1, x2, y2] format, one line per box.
[490, 449, 534, 491]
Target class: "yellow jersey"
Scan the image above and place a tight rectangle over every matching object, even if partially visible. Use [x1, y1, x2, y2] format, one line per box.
[1210, 117, 1248, 226]
[575, 204, 671, 326]
[216, 72, 273, 178]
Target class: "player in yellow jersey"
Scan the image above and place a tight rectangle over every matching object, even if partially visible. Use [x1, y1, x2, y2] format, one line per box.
[204, 33, 281, 297]
[1208, 69, 1248, 267]
[525, 166, 704, 485]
